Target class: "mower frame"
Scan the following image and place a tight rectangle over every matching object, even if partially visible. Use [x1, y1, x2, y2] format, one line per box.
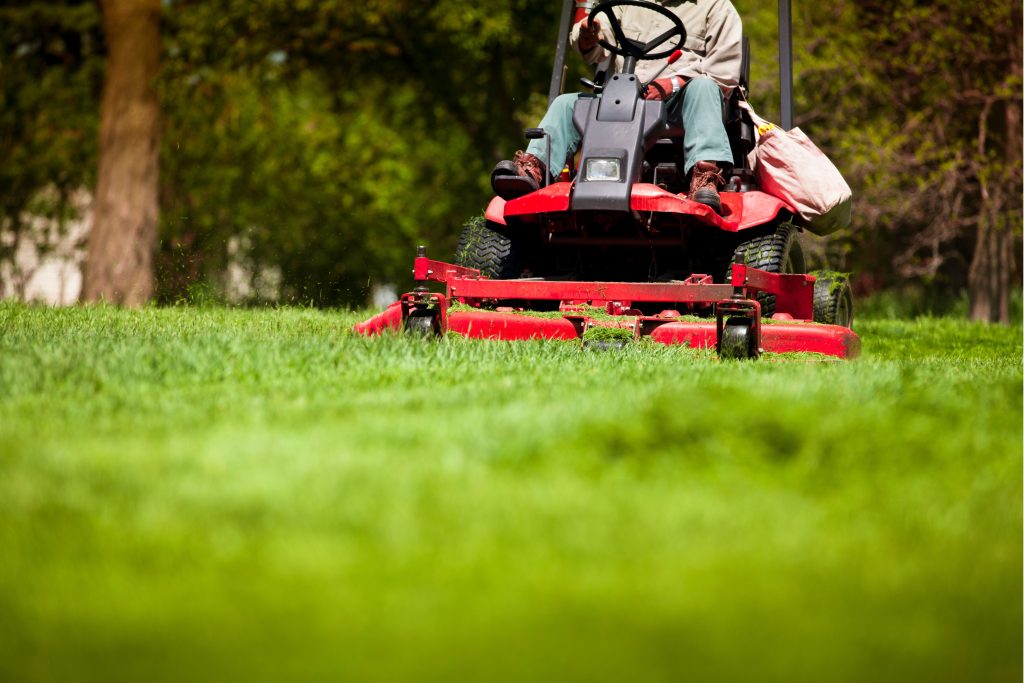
[354, 248, 860, 360]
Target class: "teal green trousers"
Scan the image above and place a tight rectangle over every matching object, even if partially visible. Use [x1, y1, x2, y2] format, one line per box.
[526, 76, 732, 178]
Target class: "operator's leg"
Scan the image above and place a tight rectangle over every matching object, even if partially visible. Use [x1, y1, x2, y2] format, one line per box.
[492, 93, 582, 199]
[678, 77, 731, 175]
[675, 77, 732, 214]
[525, 92, 583, 177]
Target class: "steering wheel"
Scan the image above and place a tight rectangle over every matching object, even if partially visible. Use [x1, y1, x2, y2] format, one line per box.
[588, 0, 686, 61]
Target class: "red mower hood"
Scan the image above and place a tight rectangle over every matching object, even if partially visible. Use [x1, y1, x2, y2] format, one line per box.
[485, 182, 795, 233]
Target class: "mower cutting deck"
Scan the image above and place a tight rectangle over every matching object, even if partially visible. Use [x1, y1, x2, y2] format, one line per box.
[354, 249, 860, 360]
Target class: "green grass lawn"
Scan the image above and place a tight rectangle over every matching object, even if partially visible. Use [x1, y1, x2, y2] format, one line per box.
[0, 304, 1020, 682]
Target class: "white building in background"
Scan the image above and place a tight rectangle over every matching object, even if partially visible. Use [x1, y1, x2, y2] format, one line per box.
[0, 193, 90, 306]
[0, 207, 285, 306]
[1, 194, 383, 307]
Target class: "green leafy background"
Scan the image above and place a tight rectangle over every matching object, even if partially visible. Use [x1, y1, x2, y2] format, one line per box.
[1, 0, 1021, 307]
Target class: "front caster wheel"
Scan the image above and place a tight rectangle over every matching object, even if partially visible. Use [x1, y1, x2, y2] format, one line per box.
[405, 310, 440, 337]
[718, 317, 758, 360]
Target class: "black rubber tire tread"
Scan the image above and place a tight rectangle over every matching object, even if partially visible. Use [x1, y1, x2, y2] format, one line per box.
[404, 310, 439, 337]
[813, 274, 854, 327]
[453, 216, 520, 280]
[728, 223, 805, 317]
[719, 317, 757, 360]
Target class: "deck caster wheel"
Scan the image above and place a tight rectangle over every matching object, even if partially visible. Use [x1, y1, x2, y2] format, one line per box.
[583, 339, 629, 352]
[718, 317, 757, 360]
[405, 310, 440, 337]
[582, 326, 634, 351]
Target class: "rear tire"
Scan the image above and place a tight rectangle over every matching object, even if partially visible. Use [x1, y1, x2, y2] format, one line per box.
[813, 274, 854, 327]
[454, 216, 520, 279]
[727, 222, 805, 317]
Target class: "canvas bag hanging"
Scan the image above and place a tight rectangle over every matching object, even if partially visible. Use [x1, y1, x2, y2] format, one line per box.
[738, 100, 853, 236]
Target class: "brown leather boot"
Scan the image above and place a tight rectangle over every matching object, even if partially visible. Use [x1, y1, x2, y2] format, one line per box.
[690, 161, 725, 215]
[491, 151, 547, 200]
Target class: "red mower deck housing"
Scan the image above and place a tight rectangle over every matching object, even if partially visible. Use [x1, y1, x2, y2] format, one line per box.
[354, 252, 860, 360]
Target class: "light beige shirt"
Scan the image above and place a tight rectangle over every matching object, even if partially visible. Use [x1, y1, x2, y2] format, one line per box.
[570, 0, 743, 95]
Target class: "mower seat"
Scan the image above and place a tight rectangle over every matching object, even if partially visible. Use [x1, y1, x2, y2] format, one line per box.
[727, 37, 756, 170]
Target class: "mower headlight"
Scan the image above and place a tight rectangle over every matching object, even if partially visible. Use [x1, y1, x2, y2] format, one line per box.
[584, 158, 622, 182]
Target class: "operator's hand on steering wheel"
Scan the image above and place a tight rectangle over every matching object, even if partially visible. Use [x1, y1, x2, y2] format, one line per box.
[588, 1, 685, 62]
[578, 18, 602, 52]
[644, 77, 679, 100]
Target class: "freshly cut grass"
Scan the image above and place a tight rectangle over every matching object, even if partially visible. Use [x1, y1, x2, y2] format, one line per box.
[582, 325, 636, 343]
[0, 303, 1020, 683]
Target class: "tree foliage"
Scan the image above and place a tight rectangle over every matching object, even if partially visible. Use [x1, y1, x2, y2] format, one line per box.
[788, 0, 1022, 321]
[156, 0, 560, 303]
[1, 0, 1020, 313]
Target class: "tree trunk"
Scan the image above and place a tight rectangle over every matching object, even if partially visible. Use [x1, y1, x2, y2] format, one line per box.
[968, 218, 1011, 323]
[967, 31, 1022, 324]
[81, 0, 161, 306]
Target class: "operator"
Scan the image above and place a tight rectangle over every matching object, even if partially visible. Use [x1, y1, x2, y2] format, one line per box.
[491, 0, 742, 214]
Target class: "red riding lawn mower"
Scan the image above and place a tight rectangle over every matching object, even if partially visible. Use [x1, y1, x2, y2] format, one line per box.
[356, 0, 860, 360]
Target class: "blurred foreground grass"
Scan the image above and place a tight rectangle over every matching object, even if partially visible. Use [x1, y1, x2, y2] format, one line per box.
[0, 304, 1020, 682]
